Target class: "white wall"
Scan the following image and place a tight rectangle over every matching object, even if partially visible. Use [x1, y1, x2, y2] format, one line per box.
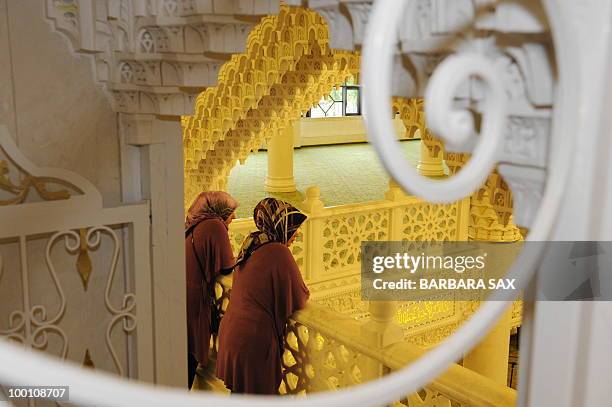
[0, 0, 121, 207]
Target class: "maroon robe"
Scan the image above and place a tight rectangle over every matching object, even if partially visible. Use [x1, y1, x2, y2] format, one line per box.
[215, 242, 309, 394]
[186, 218, 234, 366]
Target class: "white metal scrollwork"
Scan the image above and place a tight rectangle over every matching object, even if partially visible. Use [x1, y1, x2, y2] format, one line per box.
[359, 0, 572, 403]
[364, 47, 507, 203]
[85, 226, 137, 377]
[0, 232, 71, 358]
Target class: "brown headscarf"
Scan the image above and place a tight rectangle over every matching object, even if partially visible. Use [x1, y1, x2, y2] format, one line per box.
[185, 191, 238, 230]
[235, 198, 307, 266]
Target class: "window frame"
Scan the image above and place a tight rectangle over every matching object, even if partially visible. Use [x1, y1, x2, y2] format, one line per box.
[342, 85, 361, 116]
[306, 82, 362, 118]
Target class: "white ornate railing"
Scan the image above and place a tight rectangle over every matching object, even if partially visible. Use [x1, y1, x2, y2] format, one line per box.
[0, 125, 154, 391]
[229, 185, 469, 263]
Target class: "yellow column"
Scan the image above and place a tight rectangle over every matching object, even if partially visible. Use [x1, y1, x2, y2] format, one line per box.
[385, 179, 407, 202]
[416, 130, 446, 177]
[360, 301, 404, 380]
[362, 301, 404, 348]
[463, 305, 513, 386]
[265, 122, 297, 192]
[302, 186, 324, 282]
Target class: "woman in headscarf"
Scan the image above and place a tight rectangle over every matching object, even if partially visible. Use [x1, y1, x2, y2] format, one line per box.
[185, 191, 238, 389]
[216, 198, 310, 395]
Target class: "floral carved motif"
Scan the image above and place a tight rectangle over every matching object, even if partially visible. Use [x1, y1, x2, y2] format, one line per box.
[322, 211, 389, 272]
[402, 203, 458, 242]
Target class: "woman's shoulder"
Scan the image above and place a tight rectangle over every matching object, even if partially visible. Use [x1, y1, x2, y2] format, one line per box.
[195, 218, 228, 236]
[259, 242, 294, 261]
[261, 242, 291, 256]
[200, 217, 226, 228]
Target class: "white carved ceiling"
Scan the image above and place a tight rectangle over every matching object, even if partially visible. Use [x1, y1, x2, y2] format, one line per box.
[46, 0, 281, 116]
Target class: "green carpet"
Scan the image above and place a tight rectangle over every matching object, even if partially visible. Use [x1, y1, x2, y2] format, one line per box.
[227, 140, 421, 218]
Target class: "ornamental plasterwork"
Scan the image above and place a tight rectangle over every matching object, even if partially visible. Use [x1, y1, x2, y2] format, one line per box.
[501, 117, 549, 168]
[45, 0, 281, 116]
[401, 202, 459, 241]
[0, 159, 73, 205]
[0, 128, 82, 205]
[341, 2, 371, 46]
[290, 0, 554, 230]
[322, 211, 389, 273]
[497, 165, 545, 228]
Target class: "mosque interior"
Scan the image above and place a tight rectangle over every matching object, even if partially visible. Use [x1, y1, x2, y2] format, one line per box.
[0, 2, 561, 405]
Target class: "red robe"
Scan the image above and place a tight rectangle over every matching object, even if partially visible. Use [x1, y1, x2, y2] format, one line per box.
[186, 218, 234, 366]
[215, 242, 309, 394]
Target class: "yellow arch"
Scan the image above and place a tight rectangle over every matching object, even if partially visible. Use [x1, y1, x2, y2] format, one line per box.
[182, 6, 358, 208]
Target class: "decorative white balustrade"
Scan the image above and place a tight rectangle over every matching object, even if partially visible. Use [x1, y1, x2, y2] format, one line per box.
[0, 126, 154, 388]
[285, 305, 517, 406]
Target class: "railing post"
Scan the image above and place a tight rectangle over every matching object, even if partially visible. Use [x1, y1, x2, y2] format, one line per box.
[416, 130, 446, 177]
[385, 179, 407, 241]
[302, 186, 324, 283]
[361, 178, 404, 383]
[463, 306, 513, 386]
[385, 178, 407, 202]
[361, 301, 404, 383]
[365, 181, 405, 349]
[365, 181, 405, 351]
[456, 196, 471, 241]
[364, 301, 404, 347]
